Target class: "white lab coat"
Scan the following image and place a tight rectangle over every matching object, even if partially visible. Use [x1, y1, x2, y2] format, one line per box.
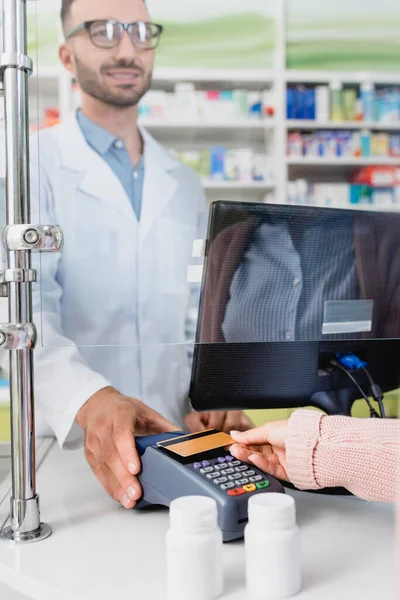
[10, 113, 207, 448]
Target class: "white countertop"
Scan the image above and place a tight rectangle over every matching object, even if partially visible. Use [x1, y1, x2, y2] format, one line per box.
[0, 442, 396, 600]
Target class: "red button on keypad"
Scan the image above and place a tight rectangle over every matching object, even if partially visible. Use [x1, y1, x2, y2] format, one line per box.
[227, 488, 246, 497]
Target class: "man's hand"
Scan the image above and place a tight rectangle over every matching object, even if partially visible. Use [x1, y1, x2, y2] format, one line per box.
[76, 387, 178, 509]
[229, 420, 289, 482]
[184, 410, 252, 434]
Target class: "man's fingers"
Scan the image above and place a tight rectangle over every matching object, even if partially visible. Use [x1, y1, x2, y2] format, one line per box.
[100, 412, 142, 502]
[86, 449, 131, 506]
[97, 457, 139, 509]
[143, 410, 181, 435]
[100, 435, 142, 503]
[230, 424, 270, 446]
[113, 407, 141, 474]
[223, 411, 252, 433]
[223, 412, 241, 433]
[208, 411, 227, 431]
[185, 412, 207, 432]
[240, 412, 253, 430]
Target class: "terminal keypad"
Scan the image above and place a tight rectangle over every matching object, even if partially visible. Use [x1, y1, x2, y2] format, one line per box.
[192, 454, 271, 496]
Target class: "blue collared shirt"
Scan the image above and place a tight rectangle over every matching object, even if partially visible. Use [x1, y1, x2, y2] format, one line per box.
[76, 111, 144, 220]
[222, 214, 359, 342]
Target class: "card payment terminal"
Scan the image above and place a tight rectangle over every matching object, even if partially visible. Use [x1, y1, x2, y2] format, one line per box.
[134, 429, 285, 542]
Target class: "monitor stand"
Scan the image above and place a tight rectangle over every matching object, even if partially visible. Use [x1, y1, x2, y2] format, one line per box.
[311, 388, 356, 417]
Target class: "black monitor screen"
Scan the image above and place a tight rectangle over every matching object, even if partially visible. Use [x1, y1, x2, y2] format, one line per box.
[189, 202, 400, 415]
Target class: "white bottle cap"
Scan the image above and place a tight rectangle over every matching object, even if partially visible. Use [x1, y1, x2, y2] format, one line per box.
[248, 493, 296, 530]
[169, 496, 218, 534]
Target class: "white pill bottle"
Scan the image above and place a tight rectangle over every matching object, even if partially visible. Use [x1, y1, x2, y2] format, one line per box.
[166, 496, 224, 600]
[245, 493, 301, 598]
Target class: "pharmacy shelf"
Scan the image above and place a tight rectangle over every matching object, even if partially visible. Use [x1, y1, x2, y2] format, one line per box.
[286, 120, 400, 131]
[285, 70, 400, 85]
[286, 157, 400, 167]
[31, 3, 400, 211]
[31, 66, 276, 85]
[146, 67, 275, 85]
[140, 120, 275, 131]
[34, 66, 400, 87]
[201, 179, 275, 191]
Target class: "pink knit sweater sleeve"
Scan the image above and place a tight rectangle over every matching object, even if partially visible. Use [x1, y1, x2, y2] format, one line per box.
[286, 409, 400, 503]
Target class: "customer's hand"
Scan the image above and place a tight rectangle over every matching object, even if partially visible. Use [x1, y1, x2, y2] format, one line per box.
[184, 410, 252, 434]
[76, 387, 179, 509]
[229, 420, 289, 482]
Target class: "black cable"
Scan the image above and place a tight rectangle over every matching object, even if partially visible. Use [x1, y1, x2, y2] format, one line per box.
[361, 367, 386, 418]
[330, 359, 380, 418]
[377, 399, 386, 419]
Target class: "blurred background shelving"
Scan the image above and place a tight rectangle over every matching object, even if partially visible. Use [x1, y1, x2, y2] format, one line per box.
[24, 0, 400, 213]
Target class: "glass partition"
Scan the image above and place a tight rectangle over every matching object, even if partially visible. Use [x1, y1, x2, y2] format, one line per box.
[29, 0, 399, 436]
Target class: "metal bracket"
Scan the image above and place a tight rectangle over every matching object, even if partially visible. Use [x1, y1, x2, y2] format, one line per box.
[0, 269, 36, 298]
[0, 52, 33, 82]
[0, 323, 36, 350]
[3, 225, 63, 252]
[0, 268, 36, 283]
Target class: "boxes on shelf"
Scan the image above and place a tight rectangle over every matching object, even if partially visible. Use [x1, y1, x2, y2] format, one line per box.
[210, 147, 226, 180]
[360, 83, 375, 122]
[173, 147, 273, 183]
[352, 165, 400, 187]
[330, 81, 344, 122]
[139, 90, 170, 120]
[139, 83, 275, 123]
[287, 82, 400, 124]
[288, 178, 400, 210]
[350, 185, 397, 208]
[287, 86, 316, 120]
[287, 129, 400, 159]
[351, 166, 400, 208]
[169, 149, 209, 178]
[349, 185, 373, 205]
[315, 86, 330, 122]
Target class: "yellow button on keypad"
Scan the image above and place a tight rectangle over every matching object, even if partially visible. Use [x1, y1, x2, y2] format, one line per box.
[243, 484, 257, 493]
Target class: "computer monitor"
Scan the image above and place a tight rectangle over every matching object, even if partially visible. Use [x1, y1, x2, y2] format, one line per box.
[189, 201, 400, 417]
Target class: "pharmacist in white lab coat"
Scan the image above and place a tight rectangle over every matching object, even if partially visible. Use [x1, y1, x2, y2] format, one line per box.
[14, 0, 252, 510]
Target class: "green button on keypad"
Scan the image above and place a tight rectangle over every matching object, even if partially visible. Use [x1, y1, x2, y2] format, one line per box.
[256, 481, 270, 490]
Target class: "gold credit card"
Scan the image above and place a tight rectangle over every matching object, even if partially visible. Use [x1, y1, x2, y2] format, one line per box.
[157, 429, 234, 458]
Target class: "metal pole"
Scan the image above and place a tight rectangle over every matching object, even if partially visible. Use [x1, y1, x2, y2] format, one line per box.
[0, 0, 52, 544]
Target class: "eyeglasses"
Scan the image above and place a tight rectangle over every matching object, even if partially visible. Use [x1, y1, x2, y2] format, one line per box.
[67, 20, 163, 51]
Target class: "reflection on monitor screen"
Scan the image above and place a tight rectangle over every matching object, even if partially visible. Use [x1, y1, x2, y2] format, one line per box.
[200, 205, 400, 344]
